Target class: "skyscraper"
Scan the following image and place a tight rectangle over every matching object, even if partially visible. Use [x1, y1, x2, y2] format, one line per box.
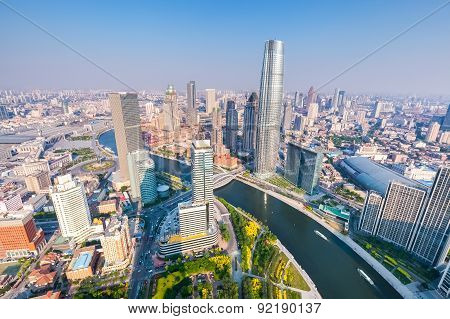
[225, 100, 238, 153]
[284, 143, 323, 195]
[100, 215, 132, 272]
[0, 105, 9, 120]
[376, 181, 427, 249]
[205, 89, 216, 114]
[50, 174, 92, 243]
[373, 101, 382, 118]
[306, 86, 316, 107]
[243, 92, 258, 153]
[281, 100, 293, 133]
[442, 104, 450, 131]
[293, 115, 307, 132]
[127, 149, 157, 206]
[211, 107, 225, 155]
[410, 167, 450, 266]
[438, 262, 450, 297]
[162, 84, 180, 131]
[186, 80, 198, 126]
[358, 191, 383, 235]
[425, 122, 440, 143]
[191, 140, 214, 225]
[254, 40, 284, 178]
[337, 90, 346, 107]
[307, 102, 319, 123]
[293, 91, 300, 108]
[109, 92, 143, 181]
[332, 88, 339, 112]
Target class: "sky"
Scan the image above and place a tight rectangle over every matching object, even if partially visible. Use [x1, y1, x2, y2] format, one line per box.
[1, 0, 449, 95]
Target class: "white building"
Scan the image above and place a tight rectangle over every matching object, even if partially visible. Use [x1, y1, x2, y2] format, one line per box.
[50, 174, 92, 243]
[205, 89, 216, 114]
[100, 215, 132, 272]
[127, 149, 157, 206]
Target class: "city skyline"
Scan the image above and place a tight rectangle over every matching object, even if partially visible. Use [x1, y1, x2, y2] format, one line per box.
[1, 1, 449, 95]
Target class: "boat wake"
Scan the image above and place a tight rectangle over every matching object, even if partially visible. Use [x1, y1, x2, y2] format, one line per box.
[357, 268, 375, 286]
[314, 230, 328, 241]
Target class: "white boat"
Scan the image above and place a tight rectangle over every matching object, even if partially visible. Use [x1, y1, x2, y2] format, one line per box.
[357, 268, 374, 285]
[314, 230, 328, 241]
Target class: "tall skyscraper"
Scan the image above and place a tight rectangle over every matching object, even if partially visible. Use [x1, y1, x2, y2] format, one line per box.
[373, 101, 382, 118]
[410, 167, 450, 266]
[191, 140, 214, 226]
[293, 115, 307, 132]
[293, 91, 300, 108]
[307, 102, 319, 122]
[225, 100, 238, 153]
[332, 88, 339, 112]
[162, 84, 180, 131]
[243, 92, 258, 153]
[337, 90, 346, 107]
[284, 143, 323, 195]
[376, 181, 427, 249]
[358, 191, 383, 235]
[306, 86, 316, 107]
[0, 105, 9, 120]
[356, 110, 366, 126]
[425, 122, 440, 143]
[438, 262, 450, 297]
[127, 149, 157, 206]
[145, 102, 154, 118]
[254, 40, 284, 178]
[50, 174, 92, 243]
[281, 100, 293, 133]
[109, 92, 143, 181]
[205, 89, 216, 114]
[60, 100, 69, 115]
[211, 107, 225, 155]
[186, 80, 198, 126]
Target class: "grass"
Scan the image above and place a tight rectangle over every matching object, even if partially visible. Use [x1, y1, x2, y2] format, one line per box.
[266, 175, 305, 195]
[393, 267, 413, 285]
[83, 160, 114, 171]
[284, 263, 310, 291]
[153, 271, 183, 299]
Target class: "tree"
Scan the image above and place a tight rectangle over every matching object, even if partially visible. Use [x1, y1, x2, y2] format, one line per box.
[218, 278, 239, 299]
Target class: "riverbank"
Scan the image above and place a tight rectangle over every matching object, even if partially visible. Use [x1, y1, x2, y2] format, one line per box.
[235, 175, 416, 299]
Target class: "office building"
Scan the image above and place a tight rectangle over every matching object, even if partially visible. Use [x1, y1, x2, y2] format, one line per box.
[205, 89, 216, 114]
[442, 104, 450, 131]
[127, 149, 157, 206]
[293, 91, 301, 108]
[50, 174, 92, 243]
[307, 102, 319, 122]
[243, 92, 258, 153]
[374, 101, 382, 118]
[294, 115, 307, 132]
[100, 215, 132, 272]
[337, 90, 346, 108]
[254, 40, 284, 178]
[411, 167, 450, 266]
[178, 201, 209, 238]
[0, 105, 9, 120]
[359, 191, 383, 235]
[191, 140, 214, 223]
[425, 122, 440, 143]
[356, 110, 366, 125]
[145, 102, 154, 118]
[438, 262, 450, 297]
[306, 86, 316, 107]
[186, 80, 198, 126]
[376, 181, 427, 249]
[211, 107, 225, 154]
[109, 92, 143, 181]
[0, 211, 46, 259]
[281, 100, 293, 133]
[162, 84, 180, 131]
[225, 100, 238, 153]
[332, 88, 339, 112]
[284, 143, 323, 195]
[24, 170, 51, 194]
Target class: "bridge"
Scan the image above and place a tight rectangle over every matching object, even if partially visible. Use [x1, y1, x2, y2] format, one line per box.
[213, 172, 235, 189]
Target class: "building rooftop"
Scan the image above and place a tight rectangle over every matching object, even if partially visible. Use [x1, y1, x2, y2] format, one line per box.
[340, 156, 427, 196]
[72, 251, 93, 270]
[192, 140, 211, 149]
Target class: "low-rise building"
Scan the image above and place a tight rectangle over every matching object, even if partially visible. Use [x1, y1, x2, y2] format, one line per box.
[97, 199, 117, 215]
[65, 246, 99, 281]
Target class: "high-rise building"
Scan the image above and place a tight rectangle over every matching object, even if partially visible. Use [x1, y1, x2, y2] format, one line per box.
[332, 88, 339, 112]
[356, 110, 366, 126]
[373, 101, 382, 118]
[293, 115, 307, 132]
[100, 215, 132, 272]
[442, 104, 450, 131]
[145, 102, 154, 118]
[211, 107, 225, 155]
[410, 167, 450, 266]
[191, 140, 214, 225]
[243, 92, 258, 153]
[358, 191, 383, 235]
[178, 201, 209, 238]
[162, 85, 180, 131]
[307, 103, 319, 122]
[60, 100, 69, 115]
[425, 122, 440, 143]
[306, 86, 316, 107]
[0, 211, 46, 259]
[376, 181, 427, 249]
[281, 100, 293, 133]
[50, 174, 92, 243]
[205, 89, 216, 114]
[24, 170, 51, 194]
[337, 90, 346, 107]
[186, 81, 198, 126]
[284, 143, 323, 195]
[225, 100, 238, 153]
[254, 40, 284, 178]
[0, 105, 9, 120]
[293, 91, 300, 108]
[127, 149, 157, 206]
[109, 92, 143, 181]
[438, 262, 450, 297]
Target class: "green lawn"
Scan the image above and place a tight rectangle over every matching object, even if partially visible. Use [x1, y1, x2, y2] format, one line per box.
[153, 271, 184, 299]
[285, 263, 310, 291]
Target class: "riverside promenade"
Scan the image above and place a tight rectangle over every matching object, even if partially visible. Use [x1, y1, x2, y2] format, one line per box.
[236, 176, 416, 299]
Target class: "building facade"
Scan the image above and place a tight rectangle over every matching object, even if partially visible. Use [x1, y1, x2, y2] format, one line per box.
[225, 100, 238, 154]
[100, 215, 132, 272]
[127, 149, 157, 206]
[358, 191, 383, 235]
[186, 80, 198, 127]
[254, 40, 284, 178]
[24, 170, 51, 194]
[162, 84, 180, 131]
[205, 89, 216, 114]
[242, 92, 258, 153]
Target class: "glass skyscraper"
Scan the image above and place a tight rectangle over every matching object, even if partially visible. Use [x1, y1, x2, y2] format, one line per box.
[254, 40, 284, 178]
[127, 149, 157, 206]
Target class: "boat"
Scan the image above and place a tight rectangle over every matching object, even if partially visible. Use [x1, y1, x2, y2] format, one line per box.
[314, 230, 328, 241]
[357, 268, 374, 285]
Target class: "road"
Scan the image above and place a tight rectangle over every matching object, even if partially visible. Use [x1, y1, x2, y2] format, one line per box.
[128, 190, 192, 299]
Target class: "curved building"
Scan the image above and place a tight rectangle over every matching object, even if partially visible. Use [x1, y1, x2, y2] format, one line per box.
[127, 149, 157, 205]
[254, 40, 284, 178]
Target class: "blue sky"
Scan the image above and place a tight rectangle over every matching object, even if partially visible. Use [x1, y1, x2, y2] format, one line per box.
[1, 0, 449, 95]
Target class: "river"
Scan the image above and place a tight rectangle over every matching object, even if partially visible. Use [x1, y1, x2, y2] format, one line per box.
[98, 129, 401, 299]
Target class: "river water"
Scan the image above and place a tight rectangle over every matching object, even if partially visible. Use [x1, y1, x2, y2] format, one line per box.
[99, 129, 401, 299]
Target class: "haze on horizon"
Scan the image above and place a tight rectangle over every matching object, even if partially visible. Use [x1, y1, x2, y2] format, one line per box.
[1, 0, 449, 96]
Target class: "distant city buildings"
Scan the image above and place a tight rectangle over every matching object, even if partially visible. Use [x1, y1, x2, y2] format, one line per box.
[110, 92, 143, 181]
[242, 92, 258, 153]
[205, 89, 216, 114]
[281, 100, 293, 133]
[186, 80, 198, 127]
[254, 40, 284, 178]
[225, 100, 238, 154]
[284, 143, 323, 195]
[50, 174, 92, 243]
[162, 84, 180, 131]
[24, 170, 51, 194]
[425, 122, 440, 143]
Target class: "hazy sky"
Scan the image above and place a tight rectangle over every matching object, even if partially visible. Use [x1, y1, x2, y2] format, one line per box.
[1, 0, 449, 95]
